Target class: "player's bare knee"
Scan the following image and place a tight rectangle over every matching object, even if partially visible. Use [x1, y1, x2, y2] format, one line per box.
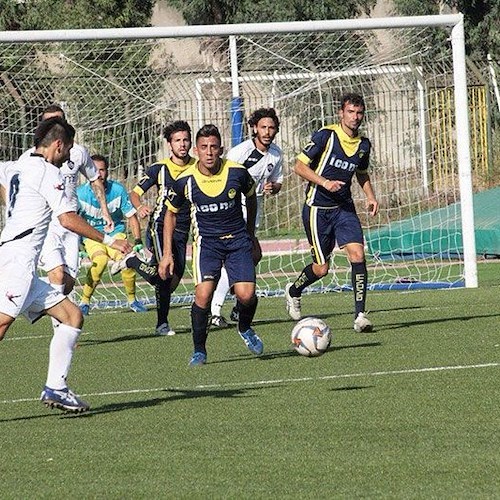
[312, 263, 329, 278]
[47, 266, 65, 286]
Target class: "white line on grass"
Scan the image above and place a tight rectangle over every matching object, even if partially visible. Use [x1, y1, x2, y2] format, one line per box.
[2, 361, 499, 405]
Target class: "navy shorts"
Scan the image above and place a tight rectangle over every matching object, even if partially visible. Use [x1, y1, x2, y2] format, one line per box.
[192, 232, 255, 286]
[146, 223, 188, 279]
[302, 202, 363, 265]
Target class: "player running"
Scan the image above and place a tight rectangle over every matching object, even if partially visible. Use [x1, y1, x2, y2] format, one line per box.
[158, 124, 263, 366]
[285, 93, 379, 332]
[0, 118, 131, 413]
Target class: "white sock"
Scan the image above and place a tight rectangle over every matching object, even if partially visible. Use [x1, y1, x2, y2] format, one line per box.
[211, 267, 230, 316]
[45, 323, 81, 390]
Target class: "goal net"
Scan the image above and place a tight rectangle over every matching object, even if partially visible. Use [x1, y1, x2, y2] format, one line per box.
[0, 16, 478, 310]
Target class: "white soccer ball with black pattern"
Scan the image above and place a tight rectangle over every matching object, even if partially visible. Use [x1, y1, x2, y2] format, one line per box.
[291, 317, 331, 357]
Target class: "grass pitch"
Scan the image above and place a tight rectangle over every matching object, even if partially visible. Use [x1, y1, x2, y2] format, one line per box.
[1, 262, 499, 498]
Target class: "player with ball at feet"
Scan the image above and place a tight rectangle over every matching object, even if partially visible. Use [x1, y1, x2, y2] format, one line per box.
[159, 124, 263, 366]
[285, 93, 378, 333]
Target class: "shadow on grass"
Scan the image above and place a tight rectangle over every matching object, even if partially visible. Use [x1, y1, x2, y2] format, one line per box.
[0, 386, 282, 422]
[78, 328, 191, 346]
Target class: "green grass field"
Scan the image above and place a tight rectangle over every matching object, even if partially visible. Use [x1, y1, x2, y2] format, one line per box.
[1, 262, 499, 498]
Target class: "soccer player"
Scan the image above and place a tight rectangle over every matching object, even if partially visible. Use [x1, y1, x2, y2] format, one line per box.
[0, 117, 131, 413]
[210, 108, 284, 328]
[19, 104, 114, 300]
[285, 93, 379, 333]
[158, 124, 263, 366]
[77, 154, 147, 314]
[129, 121, 195, 336]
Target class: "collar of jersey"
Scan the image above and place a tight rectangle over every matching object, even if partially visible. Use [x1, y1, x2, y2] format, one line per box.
[193, 159, 229, 197]
[331, 123, 362, 157]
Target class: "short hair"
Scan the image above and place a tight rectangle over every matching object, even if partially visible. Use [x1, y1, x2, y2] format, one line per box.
[40, 104, 65, 121]
[248, 108, 280, 131]
[195, 124, 221, 144]
[91, 154, 108, 169]
[34, 117, 75, 149]
[163, 120, 192, 142]
[340, 93, 365, 110]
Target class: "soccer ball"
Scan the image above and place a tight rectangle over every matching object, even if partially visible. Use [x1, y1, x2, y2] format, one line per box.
[291, 317, 331, 357]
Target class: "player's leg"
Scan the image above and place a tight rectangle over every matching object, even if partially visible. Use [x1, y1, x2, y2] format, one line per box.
[285, 206, 333, 320]
[226, 236, 263, 355]
[337, 205, 373, 333]
[188, 237, 220, 366]
[27, 277, 89, 412]
[79, 238, 109, 315]
[108, 233, 147, 313]
[210, 266, 230, 328]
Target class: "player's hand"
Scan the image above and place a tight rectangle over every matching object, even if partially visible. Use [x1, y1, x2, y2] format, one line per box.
[251, 236, 262, 265]
[321, 179, 345, 192]
[111, 239, 133, 255]
[137, 204, 152, 219]
[158, 255, 174, 280]
[366, 198, 379, 216]
[263, 181, 274, 195]
[103, 215, 115, 233]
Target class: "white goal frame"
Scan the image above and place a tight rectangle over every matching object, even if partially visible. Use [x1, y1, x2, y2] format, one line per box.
[0, 14, 478, 290]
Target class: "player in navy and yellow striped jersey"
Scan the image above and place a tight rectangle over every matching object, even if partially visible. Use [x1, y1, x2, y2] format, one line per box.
[129, 121, 196, 336]
[285, 93, 379, 333]
[159, 124, 264, 366]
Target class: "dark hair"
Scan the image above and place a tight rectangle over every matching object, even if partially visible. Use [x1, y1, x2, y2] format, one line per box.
[41, 104, 65, 121]
[91, 154, 109, 169]
[340, 93, 365, 110]
[195, 124, 221, 144]
[163, 120, 192, 142]
[248, 107, 280, 132]
[34, 117, 75, 148]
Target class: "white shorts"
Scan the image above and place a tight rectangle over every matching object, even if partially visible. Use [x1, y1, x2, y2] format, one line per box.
[39, 218, 80, 279]
[0, 250, 65, 323]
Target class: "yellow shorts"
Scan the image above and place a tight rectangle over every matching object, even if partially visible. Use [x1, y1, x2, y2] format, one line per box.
[83, 232, 127, 261]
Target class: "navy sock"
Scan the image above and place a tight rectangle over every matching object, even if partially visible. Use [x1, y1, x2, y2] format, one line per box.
[155, 279, 172, 327]
[291, 264, 319, 296]
[238, 296, 258, 332]
[191, 303, 210, 354]
[351, 261, 367, 317]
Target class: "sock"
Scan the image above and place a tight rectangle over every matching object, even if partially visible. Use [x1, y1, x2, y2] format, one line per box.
[155, 279, 172, 327]
[238, 296, 258, 333]
[191, 303, 210, 354]
[211, 268, 230, 317]
[291, 264, 319, 296]
[351, 261, 368, 317]
[82, 254, 107, 304]
[127, 256, 160, 286]
[45, 323, 81, 390]
[121, 268, 136, 303]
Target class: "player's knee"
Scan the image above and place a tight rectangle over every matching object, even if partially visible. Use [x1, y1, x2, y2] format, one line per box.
[313, 263, 329, 278]
[90, 253, 108, 278]
[47, 266, 65, 285]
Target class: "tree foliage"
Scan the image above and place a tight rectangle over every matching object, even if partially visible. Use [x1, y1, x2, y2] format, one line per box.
[0, 0, 154, 31]
[165, 0, 376, 25]
[392, 0, 499, 58]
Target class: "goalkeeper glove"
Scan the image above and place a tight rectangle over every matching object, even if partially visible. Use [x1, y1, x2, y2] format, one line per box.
[133, 238, 143, 253]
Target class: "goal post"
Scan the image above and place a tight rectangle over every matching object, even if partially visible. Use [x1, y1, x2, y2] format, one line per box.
[0, 14, 480, 311]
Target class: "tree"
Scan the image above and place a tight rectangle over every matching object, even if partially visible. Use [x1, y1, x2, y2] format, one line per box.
[392, 0, 499, 58]
[165, 0, 376, 25]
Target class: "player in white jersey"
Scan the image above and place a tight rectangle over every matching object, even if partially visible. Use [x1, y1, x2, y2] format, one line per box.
[0, 117, 131, 413]
[210, 108, 284, 327]
[18, 104, 114, 298]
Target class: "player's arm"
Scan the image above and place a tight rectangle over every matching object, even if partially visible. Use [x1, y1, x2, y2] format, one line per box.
[129, 188, 152, 219]
[263, 154, 284, 195]
[126, 213, 143, 249]
[90, 177, 114, 233]
[158, 208, 176, 280]
[58, 211, 132, 254]
[294, 159, 345, 193]
[356, 171, 379, 216]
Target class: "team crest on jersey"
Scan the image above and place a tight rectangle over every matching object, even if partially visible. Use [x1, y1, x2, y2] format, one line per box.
[53, 182, 64, 190]
[267, 164, 273, 172]
[359, 149, 367, 158]
[67, 160, 76, 170]
[228, 188, 236, 199]
[303, 141, 315, 153]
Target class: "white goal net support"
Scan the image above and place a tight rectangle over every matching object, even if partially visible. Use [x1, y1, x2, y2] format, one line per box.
[0, 15, 478, 310]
